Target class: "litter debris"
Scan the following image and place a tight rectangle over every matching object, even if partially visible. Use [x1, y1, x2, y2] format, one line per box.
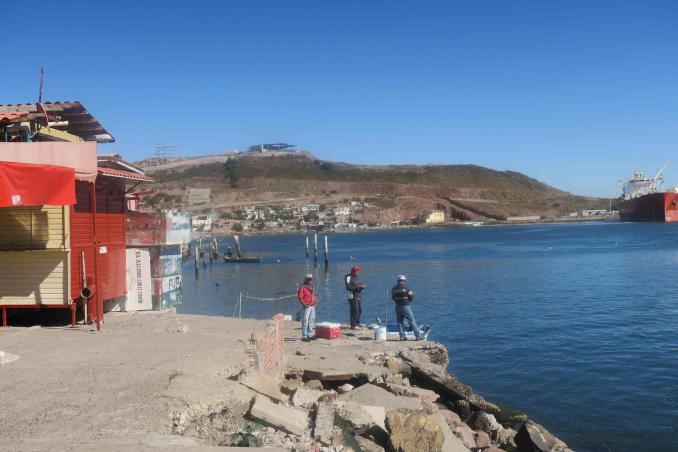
[0, 350, 20, 365]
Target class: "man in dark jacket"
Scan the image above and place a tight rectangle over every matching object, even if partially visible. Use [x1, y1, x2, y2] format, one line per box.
[345, 265, 366, 329]
[297, 273, 317, 341]
[391, 274, 421, 341]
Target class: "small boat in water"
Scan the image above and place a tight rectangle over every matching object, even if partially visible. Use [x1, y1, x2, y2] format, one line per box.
[223, 255, 262, 263]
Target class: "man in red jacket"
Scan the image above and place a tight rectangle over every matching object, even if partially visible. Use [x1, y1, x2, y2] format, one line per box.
[297, 273, 317, 342]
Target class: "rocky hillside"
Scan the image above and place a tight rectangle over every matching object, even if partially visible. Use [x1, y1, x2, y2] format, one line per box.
[139, 153, 608, 222]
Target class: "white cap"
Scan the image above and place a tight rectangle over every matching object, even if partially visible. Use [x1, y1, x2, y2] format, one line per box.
[397, 274, 407, 281]
[306, 273, 313, 279]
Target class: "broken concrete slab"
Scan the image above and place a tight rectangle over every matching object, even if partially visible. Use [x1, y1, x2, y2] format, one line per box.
[386, 409, 445, 452]
[249, 395, 308, 436]
[239, 370, 288, 403]
[313, 401, 336, 443]
[335, 401, 378, 433]
[338, 383, 422, 413]
[303, 368, 354, 382]
[290, 386, 324, 408]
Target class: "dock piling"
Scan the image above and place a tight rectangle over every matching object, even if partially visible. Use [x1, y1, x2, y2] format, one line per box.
[313, 233, 318, 262]
[305, 236, 310, 258]
[323, 235, 329, 268]
[234, 235, 242, 258]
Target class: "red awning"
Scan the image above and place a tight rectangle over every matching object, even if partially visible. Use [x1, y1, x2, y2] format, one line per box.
[0, 161, 76, 207]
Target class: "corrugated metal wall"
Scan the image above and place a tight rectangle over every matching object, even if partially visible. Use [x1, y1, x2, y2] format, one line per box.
[0, 206, 71, 306]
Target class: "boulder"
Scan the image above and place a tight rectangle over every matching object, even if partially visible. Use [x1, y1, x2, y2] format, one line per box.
[280, 377, 301, 395]
[335, 401, 384, 435]
[332, 432, 363, 452]
[291, 387, 324, 408]
[239, 370, 288, 403]
[474, 431, 491, 449]
[386, 409, 445, 452]
[497, 428, 517, 450]
[431, 412, 472, 452]
[437, 409, 462, 428]
[386, 383, 440, 408]
[305, 379, 324, 391]
[515, 421, 572, 452]
[356, 436, 386, 452]
[338, 383, 421, 413]
[450, 422, 476, 450]
[455, 400, 472, 420]
[496, 406, 529, 426]
[484, 447, 506, 452]
[468, 411, 502, 437]
[249, 395, 308, 436]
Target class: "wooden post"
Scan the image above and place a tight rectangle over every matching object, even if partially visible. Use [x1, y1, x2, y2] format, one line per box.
[234, 235, 242, 258]
[323, 235, 329, 268]
[2, 307, 6, 327]
[313, 233, 318, 262]
[305, 236, 310, 258]
[194, 247, 199, 278]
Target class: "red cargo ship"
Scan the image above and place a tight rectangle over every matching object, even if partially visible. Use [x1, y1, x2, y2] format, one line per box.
[619, 163, 678, 222]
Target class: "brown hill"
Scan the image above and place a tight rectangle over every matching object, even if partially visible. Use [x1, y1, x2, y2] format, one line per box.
[139, 153, 608, 222]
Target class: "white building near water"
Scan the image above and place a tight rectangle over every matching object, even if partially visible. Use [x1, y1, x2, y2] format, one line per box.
[192, 214, 214, 231]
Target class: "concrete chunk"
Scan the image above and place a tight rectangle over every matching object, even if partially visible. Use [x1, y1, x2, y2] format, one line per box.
[386, 383, 439, 408]
[303, 368, 354, 381]
[431, 412, 472, 452]
[291, 386, 324, 408]
[338, 383, 422, 412]
[249, 395, 308, 436]
[239, 370, 288, 403]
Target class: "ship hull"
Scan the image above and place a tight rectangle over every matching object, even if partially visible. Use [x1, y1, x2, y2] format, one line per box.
[619, 192, 678, 222]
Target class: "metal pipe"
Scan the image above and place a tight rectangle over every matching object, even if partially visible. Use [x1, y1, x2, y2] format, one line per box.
[90, 182, 101, 331]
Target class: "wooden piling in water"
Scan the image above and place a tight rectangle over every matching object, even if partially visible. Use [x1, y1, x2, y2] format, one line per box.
[194, 248, 199, 278]
[324, 235, 329, 268]
[306, 236, 310, 258]
[313, 233, 318, 262]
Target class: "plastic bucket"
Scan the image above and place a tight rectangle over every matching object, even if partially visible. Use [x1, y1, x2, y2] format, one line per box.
[374, 326, 387, 341]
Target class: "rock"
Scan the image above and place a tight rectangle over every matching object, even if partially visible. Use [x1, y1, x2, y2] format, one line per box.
[474, 431, 491, 449]
[437, 409, 462, 428]
[450, 422, 476, 450]
[313, 402, 336, 443]
[304, 369, 354, 382]
[291, 387, 324, 408]
[386, 383, 439, 408]
[338, 383, 422, 413]
[497, 427, 517, 450]
[484, 447, 506, 452]
[332, 432, 363, 452]
[319, 391, 339, 403]
[335, 402, 379, 433]
[360, 405, 386, 430]
[249, 395, 308, 436]
[280, 377, 301, 395]
[338, 383, 354, 394]
[468, 412, 501, 436]
[431, 412, 472, 452]
[386, 409, 445, 452]
[515, 421, 572, 452]
[356, 436, 385, 452]
[306, 379, 324, 391]
[399, 351, 472, 403]
[0, 351, 20, 366]
[385, 357, 412, 377]
[496, 406, 529, 426]
[239, 369, 288, 403]
[455, 400, 471, 420]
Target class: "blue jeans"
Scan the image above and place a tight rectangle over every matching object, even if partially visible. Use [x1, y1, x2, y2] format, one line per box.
[301, 306, 316, 339]
[395, 303, 420, 340]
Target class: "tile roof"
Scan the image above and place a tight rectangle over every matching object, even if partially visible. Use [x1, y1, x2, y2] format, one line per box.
[98, 167, 155, 182]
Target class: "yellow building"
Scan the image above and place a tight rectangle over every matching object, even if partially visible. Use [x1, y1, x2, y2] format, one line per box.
[425, 210, 445, 224]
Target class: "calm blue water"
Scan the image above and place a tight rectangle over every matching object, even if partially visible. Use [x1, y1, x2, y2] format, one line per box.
[179, 223, 678, 452]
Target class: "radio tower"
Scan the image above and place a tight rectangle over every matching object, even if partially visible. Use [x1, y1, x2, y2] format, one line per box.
[154, 144, 178, 164]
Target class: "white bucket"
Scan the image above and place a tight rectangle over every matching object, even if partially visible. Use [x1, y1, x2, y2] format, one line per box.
[374, 326, 387, 341]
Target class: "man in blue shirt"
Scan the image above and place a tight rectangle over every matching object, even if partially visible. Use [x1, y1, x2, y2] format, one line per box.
[391, 274, 421, 341]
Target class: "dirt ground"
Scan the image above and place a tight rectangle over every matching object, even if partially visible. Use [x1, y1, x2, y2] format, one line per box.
[0, 310, 435, 451]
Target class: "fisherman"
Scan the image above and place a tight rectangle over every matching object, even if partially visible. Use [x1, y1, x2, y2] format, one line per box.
[345, 265, 366, 329]
[391, 275, 421, 341]
[297, 273, 317, 342]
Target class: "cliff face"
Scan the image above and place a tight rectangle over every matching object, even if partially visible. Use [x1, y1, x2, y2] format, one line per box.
[141, 153, 607, 221]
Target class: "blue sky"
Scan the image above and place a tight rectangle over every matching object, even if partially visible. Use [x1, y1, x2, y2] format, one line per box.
[2, 0, 677, 196]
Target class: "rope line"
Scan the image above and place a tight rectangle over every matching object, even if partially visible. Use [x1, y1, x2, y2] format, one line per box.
[241, 293, 297, 302]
